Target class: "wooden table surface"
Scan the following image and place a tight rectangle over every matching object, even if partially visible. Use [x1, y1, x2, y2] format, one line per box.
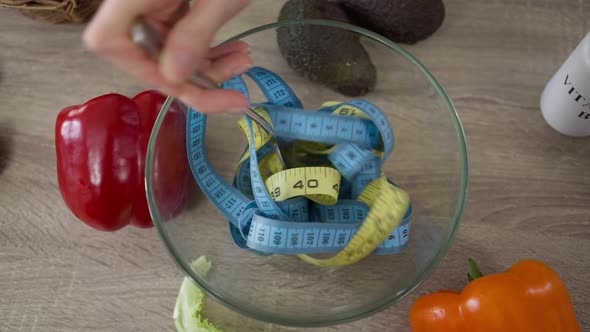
[1, 0, 589, 331]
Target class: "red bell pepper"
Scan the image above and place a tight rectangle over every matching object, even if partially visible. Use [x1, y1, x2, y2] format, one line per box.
[55, 91, 190, 231]
[132, 90, 192, 223]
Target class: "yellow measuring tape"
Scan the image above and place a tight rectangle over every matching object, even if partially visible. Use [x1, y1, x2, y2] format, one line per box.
[236, 103, 409, 267]
[236, 107, 275, 166]
[264, 166, 341, 205]
[297, 176, 409, 267]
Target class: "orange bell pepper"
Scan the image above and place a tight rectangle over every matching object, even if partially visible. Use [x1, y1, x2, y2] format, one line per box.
[410, 259, 581, 332]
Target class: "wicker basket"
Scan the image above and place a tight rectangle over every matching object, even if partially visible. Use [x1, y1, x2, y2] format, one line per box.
[0, 0, 103, 24]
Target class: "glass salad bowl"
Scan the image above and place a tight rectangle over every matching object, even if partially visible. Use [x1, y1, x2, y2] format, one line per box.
[145, 19, 469, 327]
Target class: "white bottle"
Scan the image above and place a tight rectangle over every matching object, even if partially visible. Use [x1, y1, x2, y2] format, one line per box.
[540, 32, 590, 137]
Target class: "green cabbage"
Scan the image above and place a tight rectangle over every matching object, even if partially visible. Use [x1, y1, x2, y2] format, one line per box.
[173, 256, 224, 332]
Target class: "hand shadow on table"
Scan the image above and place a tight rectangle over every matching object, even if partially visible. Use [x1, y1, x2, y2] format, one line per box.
[0, 124, 14, 176]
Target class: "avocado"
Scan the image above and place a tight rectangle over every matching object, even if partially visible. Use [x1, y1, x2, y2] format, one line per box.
[332, 0, 445, 44]
[277, 0, 377, 97]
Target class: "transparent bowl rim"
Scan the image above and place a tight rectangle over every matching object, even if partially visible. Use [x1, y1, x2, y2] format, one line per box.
[145, 18, 470, 327]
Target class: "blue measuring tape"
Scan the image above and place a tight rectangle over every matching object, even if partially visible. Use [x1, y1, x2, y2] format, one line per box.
[186, 66, 412, 257]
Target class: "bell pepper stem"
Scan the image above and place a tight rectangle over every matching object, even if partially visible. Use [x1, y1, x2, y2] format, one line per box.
[467, 257, 483, 282]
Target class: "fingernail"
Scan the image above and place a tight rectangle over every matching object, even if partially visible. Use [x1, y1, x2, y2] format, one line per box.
[232, 62, 252, 76]
[240, 45, 252, 54]
[161, 51, 195, 83]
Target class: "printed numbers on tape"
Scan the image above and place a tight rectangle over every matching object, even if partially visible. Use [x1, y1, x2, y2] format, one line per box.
[186, 66, 412, 266]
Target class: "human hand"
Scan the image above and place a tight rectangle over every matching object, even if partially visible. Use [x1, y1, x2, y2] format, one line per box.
[83, 0, 252, 113]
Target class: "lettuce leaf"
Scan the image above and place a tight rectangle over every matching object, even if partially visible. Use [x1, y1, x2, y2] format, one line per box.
[173, 256, 224, 332]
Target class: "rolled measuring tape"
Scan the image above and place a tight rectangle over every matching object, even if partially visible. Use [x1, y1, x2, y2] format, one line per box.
[186, 66, 412, 267]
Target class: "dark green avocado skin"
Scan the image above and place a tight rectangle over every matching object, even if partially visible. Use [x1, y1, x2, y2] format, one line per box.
[277, 0, 377, 97]
[333, 0, 445, 44]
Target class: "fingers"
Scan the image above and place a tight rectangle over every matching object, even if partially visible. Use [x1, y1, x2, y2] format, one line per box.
[83, 0, 180, 54]
[83, 0, 183, 89]
[83, 0, 252, 113]
[175, 49, 252, 112]
[207, 40, 250, 60]
[201, 51, 252, 83]
[161, 0, 251, 83]
[176, 88, 249, 114]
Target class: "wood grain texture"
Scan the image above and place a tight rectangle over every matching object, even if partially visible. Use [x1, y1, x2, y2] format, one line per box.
[1, 0, 589, 331]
